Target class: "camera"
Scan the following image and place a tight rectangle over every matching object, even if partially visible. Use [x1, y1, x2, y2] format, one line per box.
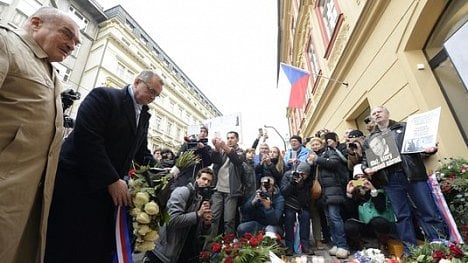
[258, 191, 270, 199]
[186, 134, 208, 150]
[292, 171, 301, 180]
[198, 186, 216, 202]
[348, 142, 358, 150]
[261, 177, 271, 190]
[61, 89, 80, 128]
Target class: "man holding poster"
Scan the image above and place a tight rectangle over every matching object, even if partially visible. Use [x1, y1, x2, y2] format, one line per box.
[362, 106, 447, 255]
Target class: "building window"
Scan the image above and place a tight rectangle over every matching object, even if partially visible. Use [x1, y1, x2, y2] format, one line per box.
[176, 127, 181, 140]
[52, 62, 71, 82]
[125, 19, 135, 31]
[116, 63, 134, 83]
[319, 0, 338, 37]
[11, 10, 27, 27]
[154, 116, 162, 130]
[69, 6, 88, 31]
[166, 121, 173, 135]
[169, 100, 175, 112]
[425, 0, 468, 144]
[178, 107, 183, 117]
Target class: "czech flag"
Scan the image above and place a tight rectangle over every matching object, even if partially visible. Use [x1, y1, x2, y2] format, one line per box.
[278, 63, 310, 108]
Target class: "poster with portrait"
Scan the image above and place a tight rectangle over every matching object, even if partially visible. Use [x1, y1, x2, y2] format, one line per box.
[401, 107, 441, 153]
[365, 133, 401, 170]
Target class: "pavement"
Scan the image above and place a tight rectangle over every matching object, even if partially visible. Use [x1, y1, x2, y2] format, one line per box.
[132, 244, 349, 262]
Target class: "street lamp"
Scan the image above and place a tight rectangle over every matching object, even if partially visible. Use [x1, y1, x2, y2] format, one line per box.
[264, 125, 287, 152]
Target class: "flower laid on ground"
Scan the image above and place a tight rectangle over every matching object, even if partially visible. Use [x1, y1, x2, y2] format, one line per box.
[352, 248, 387, 263]
[199, 231, 282, 263]
[128, 151, 200, 252]
[435, 157, 468, 228]
[404, 241, 468, 263]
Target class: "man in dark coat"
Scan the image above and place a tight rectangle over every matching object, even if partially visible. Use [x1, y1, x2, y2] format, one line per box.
[45, 70, 163, 263]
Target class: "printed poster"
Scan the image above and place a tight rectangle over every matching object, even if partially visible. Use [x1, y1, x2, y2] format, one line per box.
[401, 107, 441, 153]
[365, 133, 402, 170]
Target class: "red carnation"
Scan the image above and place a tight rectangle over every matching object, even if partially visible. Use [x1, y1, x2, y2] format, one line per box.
[224, 257, 233, 263]
[432, 249, 446, 262]
[449, 243, 464, 258]
[223, 233, 236, 243]
[211, 242, 222, 253]
[249, 237, 259, 247]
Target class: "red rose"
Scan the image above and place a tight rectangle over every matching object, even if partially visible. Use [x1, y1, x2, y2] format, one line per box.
[224, 245, 233, 255]
[224, 233, 236, 243]
[432, 249, 446, 262]
[249, 237, 259, 247]
[233, 242, 242, 249]
[239, 237, 248, 245]
[243, 232, 253, 240]
[449, 243, 464, 258]
[256, 231, 264, 241]
[211, 242, 222, 253]
[199, 250, 210, 261]
[224, 257, 233, 263]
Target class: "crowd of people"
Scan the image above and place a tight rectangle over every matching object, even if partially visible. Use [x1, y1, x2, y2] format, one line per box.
[0, 6, 449, 263]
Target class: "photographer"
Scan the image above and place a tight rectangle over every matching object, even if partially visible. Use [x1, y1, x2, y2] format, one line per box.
[172, 126, 212, 190]
[280, 162, 314, 255]
[145, 168, 214, 263]
[237, 176, 284, 239]
[346, 129, 365, 171]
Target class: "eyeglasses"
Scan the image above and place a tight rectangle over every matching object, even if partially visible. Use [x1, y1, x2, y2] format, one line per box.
[140, 80, 160, 97]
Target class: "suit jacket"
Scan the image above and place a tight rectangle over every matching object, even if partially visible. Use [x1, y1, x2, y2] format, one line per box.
[45, 86, 153, 263]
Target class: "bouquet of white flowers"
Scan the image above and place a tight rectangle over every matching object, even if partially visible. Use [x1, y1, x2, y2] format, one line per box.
[127, 151, 199, 252]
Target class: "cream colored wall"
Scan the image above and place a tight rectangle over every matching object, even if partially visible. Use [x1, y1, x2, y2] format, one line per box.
[301, 0, 467, 159]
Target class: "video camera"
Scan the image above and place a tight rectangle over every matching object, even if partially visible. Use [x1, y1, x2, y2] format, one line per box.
[198, 186, 216, 202]
[61, 89, 81, 128]
[186, 134, 208, 150]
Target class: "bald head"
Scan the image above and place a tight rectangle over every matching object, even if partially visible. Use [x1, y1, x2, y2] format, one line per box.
[24, 7, 81, 62]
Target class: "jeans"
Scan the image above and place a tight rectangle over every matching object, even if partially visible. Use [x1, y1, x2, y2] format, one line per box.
[325, 204, 348, 249]
[384, 171, 448, 253]
[284, 207, 311, 250]
[210, 191, 238, 235]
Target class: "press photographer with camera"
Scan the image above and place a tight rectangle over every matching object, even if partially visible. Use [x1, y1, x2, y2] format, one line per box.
[237, 176, 284, 239]
[280, 162, 314, 255]
[171, 126, 212, 190]
[346, 129, 365, 171]
[145, 168, 214, 263]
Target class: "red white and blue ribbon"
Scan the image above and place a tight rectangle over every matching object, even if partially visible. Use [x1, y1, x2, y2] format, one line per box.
[114, 206, 134, 263]
[427, 173, 463, 243]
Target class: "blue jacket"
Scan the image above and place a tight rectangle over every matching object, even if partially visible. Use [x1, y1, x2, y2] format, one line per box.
[284, 146, 310, 171]
[240, 187, 284, 227]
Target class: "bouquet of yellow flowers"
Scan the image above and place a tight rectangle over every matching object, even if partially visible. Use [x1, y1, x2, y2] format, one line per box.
[128, 151, 200, 252]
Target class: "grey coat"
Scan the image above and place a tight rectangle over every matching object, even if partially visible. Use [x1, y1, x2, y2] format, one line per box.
[152, 183, 211, 263]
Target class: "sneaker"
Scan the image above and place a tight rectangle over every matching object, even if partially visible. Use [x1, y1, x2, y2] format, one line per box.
[328, 246, 338, 256]
[335, 248, 350, 259]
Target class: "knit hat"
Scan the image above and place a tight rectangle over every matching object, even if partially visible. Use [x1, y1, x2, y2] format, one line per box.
[348, 130, 364, 138]
[324, 132, 338, 142]
[296, 162, 311, 175]
[353, 164, 364, 179]
[290, 135, 302, 144]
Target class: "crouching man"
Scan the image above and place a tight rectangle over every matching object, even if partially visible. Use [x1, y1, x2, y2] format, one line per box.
[237, 176, 285, 239]
[144, 168, 214, 263]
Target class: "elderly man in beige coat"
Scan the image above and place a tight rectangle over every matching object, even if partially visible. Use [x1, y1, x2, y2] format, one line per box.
[0, 7, 80, 263]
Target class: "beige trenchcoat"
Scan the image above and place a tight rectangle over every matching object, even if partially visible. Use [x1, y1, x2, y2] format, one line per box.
[0, 25, 64, 263]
